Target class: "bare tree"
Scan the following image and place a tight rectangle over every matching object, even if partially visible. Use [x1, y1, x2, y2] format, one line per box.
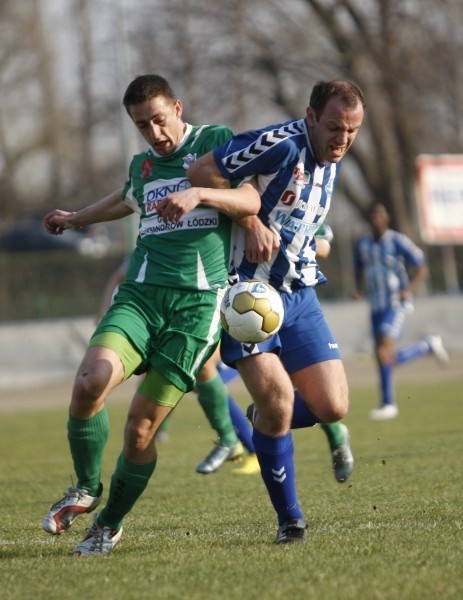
[1, 0, 461, 242]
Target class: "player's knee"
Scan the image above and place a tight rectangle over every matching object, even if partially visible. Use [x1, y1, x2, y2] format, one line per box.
[73, 363, 114, 407]
[125, 416, 154, 454]
[376, 340, 395, 364]
[254, 393, 293, 435]
[316, 392, 349, 423]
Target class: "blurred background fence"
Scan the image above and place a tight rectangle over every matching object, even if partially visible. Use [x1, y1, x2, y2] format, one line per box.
[1, 243, 462, 323]
[0, 251, 125, 321]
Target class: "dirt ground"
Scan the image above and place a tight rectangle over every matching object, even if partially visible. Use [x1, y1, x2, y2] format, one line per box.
[0, 351, 460, 414]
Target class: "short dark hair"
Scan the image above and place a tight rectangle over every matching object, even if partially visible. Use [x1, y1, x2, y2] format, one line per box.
[309, 80, 365, 120]
[367, 201, 388, 216]
[123, 74, 176, 112]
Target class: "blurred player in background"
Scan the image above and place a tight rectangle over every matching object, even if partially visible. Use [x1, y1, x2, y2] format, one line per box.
[352, 201, 449, 420]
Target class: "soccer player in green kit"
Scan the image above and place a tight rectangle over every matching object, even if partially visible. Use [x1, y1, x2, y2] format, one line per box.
[42, 74, 261, 555]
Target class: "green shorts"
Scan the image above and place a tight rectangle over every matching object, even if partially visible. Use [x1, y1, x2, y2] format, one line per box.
[91, 281, 224, 393]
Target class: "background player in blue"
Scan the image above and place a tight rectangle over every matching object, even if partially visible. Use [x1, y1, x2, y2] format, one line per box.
[157, 80, 365, 543]
[352, 201, 449, 420]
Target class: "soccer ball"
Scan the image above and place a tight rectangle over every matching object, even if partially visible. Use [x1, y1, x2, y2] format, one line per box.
[220, 279, 284, 343]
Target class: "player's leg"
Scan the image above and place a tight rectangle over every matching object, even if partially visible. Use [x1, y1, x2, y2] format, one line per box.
[396, 336, 449, 365]
[237, 351, 307, 543]
[74, 286, 223, 555]
[195, 350, 243, 474]
[43, 285, 154, 537]
[369, 307, 401, 420]
[370, 333, 398, 419]
[42, 345, 124, 536]
[248, 385, 353, 482]
[42, 331, 145, 536]
[275, 287, 353, 482]
[216, 359, 259, 473]
[289, 360, 354, 483]
[228, 394, 260, 474]
[74, 369, 181, 556]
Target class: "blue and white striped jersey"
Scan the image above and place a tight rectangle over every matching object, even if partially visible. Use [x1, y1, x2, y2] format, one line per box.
[213, 118, 340, 293]
[353, 229, 425, 313]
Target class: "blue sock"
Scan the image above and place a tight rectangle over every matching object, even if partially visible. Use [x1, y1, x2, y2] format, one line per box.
[252, 428, 303, 525]
[217, 361, 240, 385]
[291, 390, 320, 429]
[379, 363, 395, 406]
[228, 395, 255, 453]
[396, 340, 431, 364]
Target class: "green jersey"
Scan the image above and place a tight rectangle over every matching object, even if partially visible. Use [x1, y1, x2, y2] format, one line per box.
[122, 123, 234, 291]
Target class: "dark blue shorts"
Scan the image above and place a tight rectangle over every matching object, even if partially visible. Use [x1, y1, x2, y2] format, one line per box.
[220, 286, 341, 373]
[371, 303, 409, 341]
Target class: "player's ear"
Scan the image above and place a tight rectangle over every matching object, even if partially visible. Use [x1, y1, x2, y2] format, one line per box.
[174, 99, 183, 118]
[306, 105, 316, 127]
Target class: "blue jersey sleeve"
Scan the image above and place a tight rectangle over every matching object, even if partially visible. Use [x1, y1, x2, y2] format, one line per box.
[393, 233, 425, 268]
[212, 121, 304, 180]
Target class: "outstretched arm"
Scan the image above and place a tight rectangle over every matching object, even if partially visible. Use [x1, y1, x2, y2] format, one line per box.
[43, 188, 132, 235]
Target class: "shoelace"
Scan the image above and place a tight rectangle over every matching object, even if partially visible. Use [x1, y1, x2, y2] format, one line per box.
[86, 524, 105, 552]
[50, 487, 84, 510]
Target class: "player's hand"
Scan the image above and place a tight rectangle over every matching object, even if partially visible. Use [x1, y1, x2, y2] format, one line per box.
[43, 210, 77, 235]
[243, 219, 280, 263]
[399, 289, 411, 302]
[156, 189, 201, 223]
[351, 290, 362, 300]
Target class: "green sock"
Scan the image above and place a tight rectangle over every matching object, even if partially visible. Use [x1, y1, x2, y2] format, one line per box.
[67, 408, 109, 495]
[99, 453, 156, 530]
[196, 374, 238, 447]
[320, 422, 345, 450]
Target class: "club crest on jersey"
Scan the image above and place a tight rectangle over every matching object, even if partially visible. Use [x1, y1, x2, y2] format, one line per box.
[141, 159, 154, 179]
[182, 153, 196, 170]
[293, 166, 310, 187]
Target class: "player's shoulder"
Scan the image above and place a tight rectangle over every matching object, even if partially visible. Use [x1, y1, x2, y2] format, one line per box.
[249, 118, 306, 146]
[389, 228, 415, 246]
[390, 228, 424, 256]
[189, 123, 234, 150]
[192, 123, 234, 138]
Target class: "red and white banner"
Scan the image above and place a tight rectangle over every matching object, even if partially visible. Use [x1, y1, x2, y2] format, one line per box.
[415, 154, 463, 245]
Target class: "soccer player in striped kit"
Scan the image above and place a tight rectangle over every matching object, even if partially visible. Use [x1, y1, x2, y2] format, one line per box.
[352, 201, 449, 420]
[158, 80, 365, 543]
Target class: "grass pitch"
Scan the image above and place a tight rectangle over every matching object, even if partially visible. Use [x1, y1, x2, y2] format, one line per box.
[0, 376, 461, 600]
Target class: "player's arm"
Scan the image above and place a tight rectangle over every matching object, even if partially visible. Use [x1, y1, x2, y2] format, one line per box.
[188, 152, 280, 263]
[155, 179, 260, 222]
[190, 152, 280, 263]
[401, 262, 428, 301]
[187, 151, 229, 188]
[235, 215, 278, 263]
[43, 188, 132, 235]
[315, 223, 333, 259]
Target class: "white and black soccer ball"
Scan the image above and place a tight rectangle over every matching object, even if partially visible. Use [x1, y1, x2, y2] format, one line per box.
[220, 279, 284, 343]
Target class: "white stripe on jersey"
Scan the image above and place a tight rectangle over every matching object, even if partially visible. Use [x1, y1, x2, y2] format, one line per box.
[214, 118, 339, 292]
